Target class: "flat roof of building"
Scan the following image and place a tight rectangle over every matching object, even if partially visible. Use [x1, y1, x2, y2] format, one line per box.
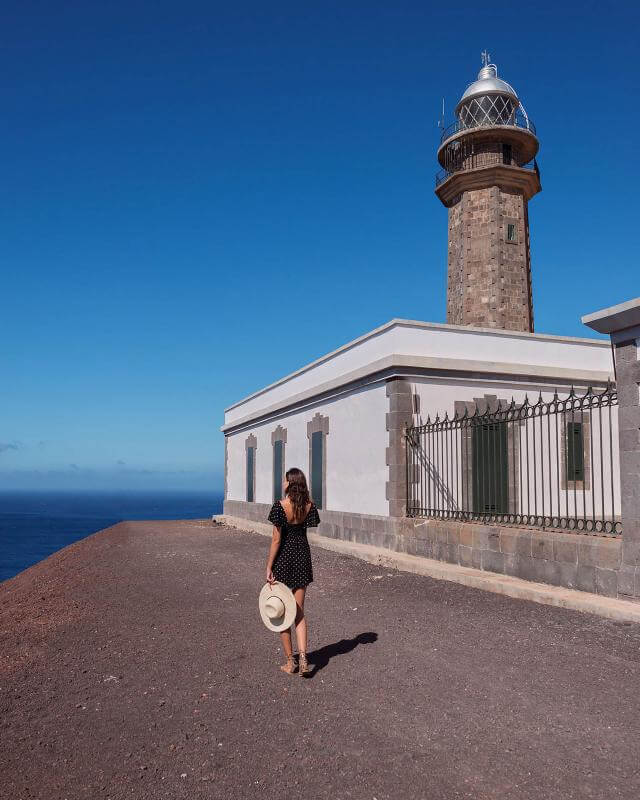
[224, 318, 610, 414]
[582, 297, 640, 334]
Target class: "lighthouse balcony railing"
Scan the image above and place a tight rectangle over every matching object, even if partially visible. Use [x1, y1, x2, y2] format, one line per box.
[439, 114, 536, 146]
[435, 158, 538, 188]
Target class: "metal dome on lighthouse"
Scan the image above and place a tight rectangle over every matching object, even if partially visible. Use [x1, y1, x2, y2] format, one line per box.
[456, 52, 521, 126]
[436, 52, 542, 333]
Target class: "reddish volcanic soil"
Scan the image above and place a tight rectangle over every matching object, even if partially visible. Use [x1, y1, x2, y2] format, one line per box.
[1, 520, 640, 800]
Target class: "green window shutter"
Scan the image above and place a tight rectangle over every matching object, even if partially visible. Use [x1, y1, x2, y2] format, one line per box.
[472, 422, 508, 514]
[567, 422, 584, 482]
[311, 431, 323, 509]
[246, 447, 254, 502]
[273, 440, 283, 501]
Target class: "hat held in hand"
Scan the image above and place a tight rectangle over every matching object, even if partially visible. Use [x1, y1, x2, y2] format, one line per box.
[259, 581, 296, 632]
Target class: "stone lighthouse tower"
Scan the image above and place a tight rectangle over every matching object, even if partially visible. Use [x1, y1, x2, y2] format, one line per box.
[436, 53, 541, 332]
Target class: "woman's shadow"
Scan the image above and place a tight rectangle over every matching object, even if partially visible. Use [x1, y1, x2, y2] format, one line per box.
[305, 632, 377, 678]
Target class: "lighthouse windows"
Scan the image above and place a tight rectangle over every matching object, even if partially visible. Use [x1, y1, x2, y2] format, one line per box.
[505, 220, 518, 244]
[459, 94, 517, 129]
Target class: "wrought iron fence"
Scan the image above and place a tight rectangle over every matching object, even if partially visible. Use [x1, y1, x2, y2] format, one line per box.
[405, 384, 621, 535]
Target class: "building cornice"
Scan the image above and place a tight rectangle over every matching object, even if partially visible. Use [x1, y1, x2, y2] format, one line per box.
[224, 318, 610, 415]
[221, 353, 613, 435]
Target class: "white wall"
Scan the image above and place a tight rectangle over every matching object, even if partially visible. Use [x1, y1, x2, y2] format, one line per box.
[226, 382, 389, 516]
[409, 375, 584, 423]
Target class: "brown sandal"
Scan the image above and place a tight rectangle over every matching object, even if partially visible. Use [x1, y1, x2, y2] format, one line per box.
[280, 654, 297, 675]
[298, 652, 310, 677]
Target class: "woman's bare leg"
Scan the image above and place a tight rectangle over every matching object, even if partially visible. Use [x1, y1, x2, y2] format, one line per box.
[293, 587, 307, 654]
[280, 628, 293, 659]
[279, 627, 296, 673]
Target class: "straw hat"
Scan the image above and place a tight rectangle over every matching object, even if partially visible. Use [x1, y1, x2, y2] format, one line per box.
[258, 581, 296, 632]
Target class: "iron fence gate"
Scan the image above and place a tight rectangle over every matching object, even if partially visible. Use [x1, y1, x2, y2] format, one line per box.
[405, 384, 621, 535]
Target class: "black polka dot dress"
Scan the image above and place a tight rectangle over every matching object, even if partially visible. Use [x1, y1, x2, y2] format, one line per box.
[268, 500, 320, 590]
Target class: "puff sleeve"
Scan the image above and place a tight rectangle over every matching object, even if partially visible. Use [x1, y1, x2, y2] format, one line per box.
[305, 504, 321, 528]
[268, 501, 286, 528]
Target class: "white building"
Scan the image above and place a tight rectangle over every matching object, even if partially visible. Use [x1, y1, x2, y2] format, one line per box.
[222, 318, 615, 520]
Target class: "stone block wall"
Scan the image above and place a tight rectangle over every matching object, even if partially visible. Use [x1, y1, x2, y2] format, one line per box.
[385, 379, 413, 517]
[223, 499, 635, 600]
[447, 185, 533, 332]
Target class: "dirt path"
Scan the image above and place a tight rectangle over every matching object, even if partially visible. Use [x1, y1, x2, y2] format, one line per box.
[1, 520, 640, 799]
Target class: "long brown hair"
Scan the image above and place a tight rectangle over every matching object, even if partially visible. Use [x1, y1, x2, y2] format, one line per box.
[285, 467, 311, 523]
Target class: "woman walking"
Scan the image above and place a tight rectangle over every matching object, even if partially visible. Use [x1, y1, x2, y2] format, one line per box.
[265, 467, 320, 676]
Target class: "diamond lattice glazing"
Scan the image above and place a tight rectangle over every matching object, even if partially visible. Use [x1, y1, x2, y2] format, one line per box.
[458, 95, 517, 128]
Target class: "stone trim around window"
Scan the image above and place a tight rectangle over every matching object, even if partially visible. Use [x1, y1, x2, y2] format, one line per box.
[271, 425, 288, 446]
[307, 413, 329, 510]
[560, 411, 592, 491]
[245, 434, 257, 503]
[271, 425, 287, 502]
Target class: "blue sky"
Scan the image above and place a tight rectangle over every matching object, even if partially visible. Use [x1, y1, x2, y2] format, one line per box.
[2, 0, 638, 491]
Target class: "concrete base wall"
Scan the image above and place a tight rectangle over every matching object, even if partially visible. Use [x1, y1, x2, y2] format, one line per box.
[224, 499, 638, 601]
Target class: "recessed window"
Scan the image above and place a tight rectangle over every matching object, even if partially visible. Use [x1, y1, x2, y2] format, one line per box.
[273, 439, 283, 502]
[566, 422, 585, 482]
[246, 446, 255, 502]
[311, 430, 324, 509]
[506, 223, 517, 243]
[502, 143, 512, 165]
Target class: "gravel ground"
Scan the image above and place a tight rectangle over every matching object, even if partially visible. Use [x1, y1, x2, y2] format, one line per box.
[1, 520, 640, 800]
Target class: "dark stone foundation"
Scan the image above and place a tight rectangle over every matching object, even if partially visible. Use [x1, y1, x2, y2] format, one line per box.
[223, 499, 637, 600]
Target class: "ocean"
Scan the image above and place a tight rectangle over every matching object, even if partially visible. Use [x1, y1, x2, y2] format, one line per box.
[0, 490, 223, 583]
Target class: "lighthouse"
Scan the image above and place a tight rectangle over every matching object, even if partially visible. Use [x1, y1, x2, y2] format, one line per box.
[436, 53, 541, 332]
